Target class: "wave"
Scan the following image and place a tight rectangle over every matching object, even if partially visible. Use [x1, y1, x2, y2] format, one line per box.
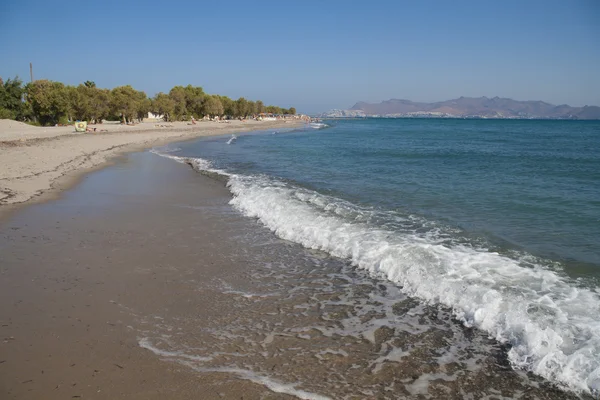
[152, 151, 600, 396]
[308, 122, 329, 129]
[227, 134, 237, 144]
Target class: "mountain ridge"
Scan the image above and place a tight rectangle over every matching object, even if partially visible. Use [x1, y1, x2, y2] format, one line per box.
[322, 96, 600, 119]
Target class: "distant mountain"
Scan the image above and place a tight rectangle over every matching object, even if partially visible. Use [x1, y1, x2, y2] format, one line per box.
[320, 97, 600, 119]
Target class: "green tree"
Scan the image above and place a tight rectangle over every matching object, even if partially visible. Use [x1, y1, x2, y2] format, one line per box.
[152, 92, 175, 121]
[218, 95, 235, 117]
[203, 95, 224, 117]
[3, 77, 295, 124]
[67, 85, 85, 121]
[168, 86, 187, 120]
[265, 105, 282, 115]
[0, 76, 27, 120]
[255, 100, 265, 114]
[88, 88, 111, 123]
[71, 85, 111, 123]
[0, 108, 13, 119]
[110, 85, 140, 123]
[135, 91, 150, 121]
[26, 80, 70, 125]
[182, 85, 205, 118]
[247, 100, 257, 116]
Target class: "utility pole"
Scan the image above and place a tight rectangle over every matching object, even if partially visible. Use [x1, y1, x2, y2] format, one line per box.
[30, 63, 33, 82]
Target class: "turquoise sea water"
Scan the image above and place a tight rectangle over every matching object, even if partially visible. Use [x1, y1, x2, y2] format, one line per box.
[158, 118, 600, 395]
[180, 119, 600, 272]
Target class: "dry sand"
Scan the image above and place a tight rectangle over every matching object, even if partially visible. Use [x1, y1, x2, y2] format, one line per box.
[0, 118, 302, 216]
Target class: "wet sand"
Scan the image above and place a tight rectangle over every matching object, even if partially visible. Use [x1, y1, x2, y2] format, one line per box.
[0, 150, 589, 399]
[0, 151, 296, 399]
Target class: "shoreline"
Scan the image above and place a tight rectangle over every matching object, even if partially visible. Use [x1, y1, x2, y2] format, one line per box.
[0, 119, 304, 221]
[0, 144, 591, 399]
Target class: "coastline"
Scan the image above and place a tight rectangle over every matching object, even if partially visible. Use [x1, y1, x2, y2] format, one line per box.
[0, 119, 304, 221]
[1, 135, 592, 399]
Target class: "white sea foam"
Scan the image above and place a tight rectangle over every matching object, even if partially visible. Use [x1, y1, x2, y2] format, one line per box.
[196, 367, 332, 400]
[151, 149, 226, 177]
[151, 151, 600, 395]
[404, 372, 460, 396]
[370, 346, 410, 374]
[139, 337, 331, 400]
[221, 172, 600, 395]
[149, 148, 188, 164]
[138, 337, 213, 362]
[308, 122, 329, 129]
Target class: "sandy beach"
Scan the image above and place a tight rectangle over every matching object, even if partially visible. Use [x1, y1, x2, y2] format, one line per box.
[3, 0, 594, 397]
[0, 121, 305, 399]
[0, 118, 302, 217]
[1, 126, 586, 399]
[0, 154, 300, 399]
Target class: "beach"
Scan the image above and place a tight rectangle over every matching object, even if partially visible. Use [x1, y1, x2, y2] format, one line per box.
[1, 119, 597, 399]
[1, 151, 584, 400]
[2, 0, 596, 397]
[0, 120, 303, 399]
[0, 153, 298, 399]
[0, 119, 301, 216]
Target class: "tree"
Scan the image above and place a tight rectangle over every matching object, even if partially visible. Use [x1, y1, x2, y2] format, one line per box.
[168, 86, 187, 120]
[265, 105, 283, 115]
[88, 88, 111, 123]
[71, 85, 111, 123]
[203, 95, 224, 117]
[26, 80, 70, 125]
[247, 100, 257, 116]
[152, 93, 175, 121]
[182, 85, 205, 118]
[0, 77, 296, 124]
[110, 85, 140, 123]
[255, 100, 265, 114]
[68, 85, 87, 121]
[0, 76, 27, 120]
[216, 95, 235, 118]
[235, 97, 249, 118]
[135, 90, 150, 121]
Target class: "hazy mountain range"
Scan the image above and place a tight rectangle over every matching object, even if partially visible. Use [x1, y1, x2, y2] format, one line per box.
[321, 97, 600, 119]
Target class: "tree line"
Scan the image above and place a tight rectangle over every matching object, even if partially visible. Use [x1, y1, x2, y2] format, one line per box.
[0, 76, 296, 126]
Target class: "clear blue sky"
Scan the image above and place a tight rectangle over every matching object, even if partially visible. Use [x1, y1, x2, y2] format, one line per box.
[1, 0, 598, 114]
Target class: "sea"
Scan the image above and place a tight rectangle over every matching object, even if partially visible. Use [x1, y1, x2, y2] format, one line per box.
[150, 118, 600, 399]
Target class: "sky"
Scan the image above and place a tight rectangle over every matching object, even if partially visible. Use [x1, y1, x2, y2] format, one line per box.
[1, 0, 598, 114]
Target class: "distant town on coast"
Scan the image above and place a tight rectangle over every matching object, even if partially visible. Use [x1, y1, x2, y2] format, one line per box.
[321, 96, 600, 120]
